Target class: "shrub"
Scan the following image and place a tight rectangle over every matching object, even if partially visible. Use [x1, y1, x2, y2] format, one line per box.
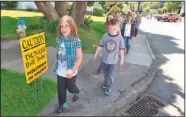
[27, 17, 58, 32]
[40, 17, 58, 32]
[25, 6, 37, 12]
[83, 16, 93, 30]
[27, 24, 41, 30]
[93, 8, 104, 17]
[158, 8, 163, 14]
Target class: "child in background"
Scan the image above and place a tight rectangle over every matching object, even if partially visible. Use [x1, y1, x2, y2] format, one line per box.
[96, 11, 116, 74]
[134, 11, 141, 37]
[115, 11, 124, 31]
[53, 15, 83, 115]
[104, 11, 116, 31]
[121, 13, 136, 54]
[93, 19, 125, 95]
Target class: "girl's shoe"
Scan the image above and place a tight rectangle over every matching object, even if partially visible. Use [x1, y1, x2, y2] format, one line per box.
[55, 102, 68, 116]
[104, 89, 112, 95]
[72, 93, 79, 102]
[126, 49, 129, 54]
[102, 85, 106, 89]
[97, 68, 102, 74]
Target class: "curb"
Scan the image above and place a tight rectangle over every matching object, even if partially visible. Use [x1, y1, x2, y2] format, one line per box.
[144, 36, 156, 60]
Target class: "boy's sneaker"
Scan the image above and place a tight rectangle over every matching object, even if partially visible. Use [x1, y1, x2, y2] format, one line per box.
[104, 89, 112, 95]
[55, 102, 68, 116]
[72, 93, 79, 102]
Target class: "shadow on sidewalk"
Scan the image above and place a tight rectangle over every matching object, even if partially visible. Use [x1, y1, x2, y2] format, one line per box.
[139, 29, 185, 115]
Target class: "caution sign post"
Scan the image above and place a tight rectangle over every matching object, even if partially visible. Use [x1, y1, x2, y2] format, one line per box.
[20, 32, 48, 84]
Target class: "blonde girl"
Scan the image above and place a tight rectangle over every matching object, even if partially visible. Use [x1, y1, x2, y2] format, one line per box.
[53, 15, 83, 115]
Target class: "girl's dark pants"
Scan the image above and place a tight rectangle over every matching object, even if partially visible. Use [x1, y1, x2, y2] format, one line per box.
[57, 75, 80, 106]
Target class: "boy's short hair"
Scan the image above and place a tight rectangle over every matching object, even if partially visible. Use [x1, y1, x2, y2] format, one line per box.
[108, 18, 119, 26]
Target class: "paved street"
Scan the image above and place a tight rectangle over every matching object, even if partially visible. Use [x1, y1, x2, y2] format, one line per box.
[140, 18, 184, 116]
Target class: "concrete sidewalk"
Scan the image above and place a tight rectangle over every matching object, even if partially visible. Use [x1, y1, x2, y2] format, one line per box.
[1, 34, 156, 116]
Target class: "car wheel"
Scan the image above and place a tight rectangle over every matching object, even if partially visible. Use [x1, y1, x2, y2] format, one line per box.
[174, 18, 178, 22]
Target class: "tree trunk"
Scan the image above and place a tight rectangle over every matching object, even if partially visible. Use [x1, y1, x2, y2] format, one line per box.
[137, 1, 141, 11]
[35, 1, 60, 22]
[76, 1, 86, 28]
[55, 1, 67, 17]
[80, 2, 87, 25]
[70, 2, 77, 21]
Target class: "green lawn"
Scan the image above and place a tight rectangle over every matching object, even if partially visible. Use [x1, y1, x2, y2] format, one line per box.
[1, 68, 57, 116]
[1, 10, 106, 53]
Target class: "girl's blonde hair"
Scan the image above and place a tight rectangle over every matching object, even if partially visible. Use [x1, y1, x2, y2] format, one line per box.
[56, 15, 79, 39]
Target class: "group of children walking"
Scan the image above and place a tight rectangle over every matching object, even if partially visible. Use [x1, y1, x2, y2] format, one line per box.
[52, 11, 141, 115]
[97, 11, 141, 73]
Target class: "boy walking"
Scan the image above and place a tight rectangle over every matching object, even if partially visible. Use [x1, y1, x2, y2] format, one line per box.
[93, 19, 125, 95]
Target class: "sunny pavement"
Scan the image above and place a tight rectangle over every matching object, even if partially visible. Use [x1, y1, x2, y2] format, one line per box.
[1, 33, 154, 116]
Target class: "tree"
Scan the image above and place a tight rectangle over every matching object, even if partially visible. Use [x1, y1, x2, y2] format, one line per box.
[35, 1, 60, 22]
[163, 1, 181, 13]
[1, 1, 18, 9]
[128, 2, 138, 11]
[87, 1, 94, 7]
[35, 1, 86, 28]
[137, 1, 141, 11]
[55, 1, 67, 17]
[105, 2, 124, 13]
[70, 2, 86, 27]
[99, 1, 106, 11]
[76, 1, 86, 27]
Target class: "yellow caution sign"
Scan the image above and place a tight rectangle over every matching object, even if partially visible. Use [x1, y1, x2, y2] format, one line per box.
[20, 32, 48, 84]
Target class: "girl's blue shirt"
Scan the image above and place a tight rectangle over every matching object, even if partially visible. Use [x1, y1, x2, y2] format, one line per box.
[53, 35, 81, 73]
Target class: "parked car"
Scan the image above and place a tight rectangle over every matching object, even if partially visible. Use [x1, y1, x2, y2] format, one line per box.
[157, 13, 180, 22]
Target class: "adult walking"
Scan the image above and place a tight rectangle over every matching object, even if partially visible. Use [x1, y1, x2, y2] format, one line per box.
[121, 13, 136, 54]
[134, 11, 141, 37]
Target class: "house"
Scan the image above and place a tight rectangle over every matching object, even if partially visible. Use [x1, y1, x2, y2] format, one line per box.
[16, 2, 38, 9]
[17, 2, 93, 14]
[16, 1, 55, 10]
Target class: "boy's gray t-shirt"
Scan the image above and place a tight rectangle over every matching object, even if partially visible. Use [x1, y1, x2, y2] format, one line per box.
[99, 33, 125, 64]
